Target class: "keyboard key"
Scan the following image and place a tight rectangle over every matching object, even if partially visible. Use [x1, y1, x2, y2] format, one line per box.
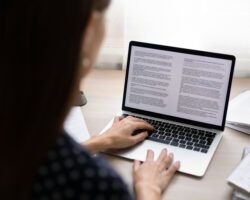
[201, 149, 208, 153]
[159, 136, 165, 140]
[179, 140, 186, 144]
[159, 121, 164, 126]
[170, 142, 179, 147]
[165, 137, 172, 141]
[205, 134, 215, 138]
[186, 146, 193, 150]
[205, 131, 216, 137]
[148, 137, 161, 142]
[207, 138, 214, 142]
[194, 143, 202, 147]
[192, 135, 199, 139]
[151, 134, 158, 138]
[198, 132, 205, 137]
[185, 129, 191, 133]
[173, 139, 179, 143]
[178, 128, 184, 131]
[192, 139, 199, 143]
[187, 142, 194, 146]
[199, 140, 206, 144]
[159, 127, 165, 131]
[194, 143, 209, 149]
[163, 140, 170, 145]
[179, 131, 185, 135]
[164, 132, 172, 137]
[194, 147, 200, 152]
[178, 135, 185, 140]
[206, 138, 213, 145]
[186, 133, 192, 137]
[179, 144, 186, 148]
[199, 136, 206, 140]
[186, 137, 192, 141]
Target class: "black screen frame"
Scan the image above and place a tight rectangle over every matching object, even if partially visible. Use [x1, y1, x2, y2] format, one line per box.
[122, 41, 236, 131]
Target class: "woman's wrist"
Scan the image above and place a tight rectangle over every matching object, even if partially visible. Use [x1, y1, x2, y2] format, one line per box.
[83, 134, 112, 153]
[135, 182, 161, 200]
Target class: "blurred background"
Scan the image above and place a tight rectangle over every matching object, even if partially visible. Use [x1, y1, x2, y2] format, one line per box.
[96, 0, 250, 77]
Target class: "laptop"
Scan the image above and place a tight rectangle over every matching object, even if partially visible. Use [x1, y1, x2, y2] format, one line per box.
[101, 41, 235, 177]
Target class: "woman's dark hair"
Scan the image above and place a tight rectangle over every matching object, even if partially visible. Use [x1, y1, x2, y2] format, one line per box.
[0, 0, 110, 199]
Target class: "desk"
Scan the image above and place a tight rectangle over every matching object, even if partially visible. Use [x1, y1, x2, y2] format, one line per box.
[81, 69, 250, 200]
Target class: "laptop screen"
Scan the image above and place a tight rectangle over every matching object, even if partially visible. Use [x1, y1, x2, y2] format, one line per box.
[123, 41, 235, 130]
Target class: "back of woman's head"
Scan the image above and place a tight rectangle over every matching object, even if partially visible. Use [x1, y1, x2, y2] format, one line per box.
[0, 0, 109, 199]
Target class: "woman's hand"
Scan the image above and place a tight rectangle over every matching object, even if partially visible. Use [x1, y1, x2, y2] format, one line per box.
[83, 116, 155, 153]
[102, 116, 155, 149]
[133, 149, 180, 200]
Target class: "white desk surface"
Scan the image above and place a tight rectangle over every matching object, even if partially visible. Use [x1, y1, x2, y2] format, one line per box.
[81, 69, 250, 200]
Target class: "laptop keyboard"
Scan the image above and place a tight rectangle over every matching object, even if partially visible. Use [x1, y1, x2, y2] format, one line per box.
[123, 114, 216, 154]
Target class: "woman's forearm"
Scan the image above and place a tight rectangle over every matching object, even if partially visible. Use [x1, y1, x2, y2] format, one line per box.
[82, 134, 112, 154]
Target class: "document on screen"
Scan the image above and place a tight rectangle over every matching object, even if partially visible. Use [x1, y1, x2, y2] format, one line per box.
[125, 46, 232, 126]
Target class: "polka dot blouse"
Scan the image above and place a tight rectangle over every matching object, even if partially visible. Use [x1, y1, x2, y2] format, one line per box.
[32, 132, 133, 200]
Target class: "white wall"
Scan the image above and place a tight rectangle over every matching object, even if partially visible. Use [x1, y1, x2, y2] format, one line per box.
[98, 0, 250, 76]
[97, 0, 125, 69]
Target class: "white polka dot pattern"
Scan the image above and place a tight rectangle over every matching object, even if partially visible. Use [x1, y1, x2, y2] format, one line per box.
[32, 132, 133, 200]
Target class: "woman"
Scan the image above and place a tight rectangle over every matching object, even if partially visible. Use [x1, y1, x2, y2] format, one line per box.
[0, 0, 180, 199]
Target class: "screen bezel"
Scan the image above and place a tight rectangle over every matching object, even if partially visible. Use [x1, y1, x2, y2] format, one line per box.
[122, 41, 236, 131]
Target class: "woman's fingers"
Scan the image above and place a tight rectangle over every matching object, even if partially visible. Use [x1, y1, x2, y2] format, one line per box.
[158, 152, 174, 171]
[157, 149, 168, 162]
[131, 131, 148, 144]
[146, 149, 154, 161]
[120, 118, 154, 137]
[133, 160, 141, 171]
[164, 153, 174, 169]
[157, 149, 170, 170]
[164, 161, 180, 179]
[126, 116, 144, 122]
[113, 116, 123, 124]
[113, 116, 119, 123]
[125, 116, 155, 131]
[131, 121, 155, 132]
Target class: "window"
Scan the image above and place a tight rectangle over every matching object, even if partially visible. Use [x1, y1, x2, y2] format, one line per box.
[98, 0, 250, 76]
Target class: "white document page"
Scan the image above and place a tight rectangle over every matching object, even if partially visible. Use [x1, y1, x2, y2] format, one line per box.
[64, 107, 90, 143]
[227, 90, 250, 125]
[125, 46, 232, 126]
[226, 123, 250, 134]
[228, 154, 250, 193]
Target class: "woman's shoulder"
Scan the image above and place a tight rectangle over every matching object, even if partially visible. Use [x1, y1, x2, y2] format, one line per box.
[32, 132, 133, 200]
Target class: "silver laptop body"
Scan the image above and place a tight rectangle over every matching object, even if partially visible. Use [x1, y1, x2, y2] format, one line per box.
[101, 41, 235, 177]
